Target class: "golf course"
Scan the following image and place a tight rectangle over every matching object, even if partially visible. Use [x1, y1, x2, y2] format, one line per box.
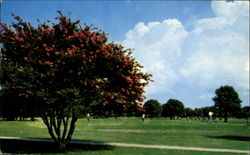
[1, 117, 249, 154]
[0, 1, 249, 154]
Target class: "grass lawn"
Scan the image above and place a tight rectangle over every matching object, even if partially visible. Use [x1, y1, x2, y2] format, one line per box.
[0, 117, 249, 154]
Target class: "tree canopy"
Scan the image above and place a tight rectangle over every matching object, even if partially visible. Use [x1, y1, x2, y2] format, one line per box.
[143, 99, 162, 118]
[213, 85, 241, 122]
[162, 99, 184, 119]
[0, 12, 152, 150]
[184, 108, 194, 118]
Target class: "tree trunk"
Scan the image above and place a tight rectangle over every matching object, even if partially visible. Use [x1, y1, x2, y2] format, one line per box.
[65, 116, 78, 145]
[42, 115, 78, 151]
[224, 112, 228, 122]
[224, 116, 228, 122]
[30, 116, 35, 121]
[57, 141, 67, 151]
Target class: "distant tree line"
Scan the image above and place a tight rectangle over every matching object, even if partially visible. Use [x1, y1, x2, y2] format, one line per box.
[0, 88, 142, 120]
[142, 98, 249, 122]
[1, 85, 249, 122]
[142, 85, 248, 122]
[0, 88, 37, 121]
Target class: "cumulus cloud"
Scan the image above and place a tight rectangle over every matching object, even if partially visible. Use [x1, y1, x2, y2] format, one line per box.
[123, 19, 188, 94]
[123, 1, 249, 107]
[181, 1, 249, 90]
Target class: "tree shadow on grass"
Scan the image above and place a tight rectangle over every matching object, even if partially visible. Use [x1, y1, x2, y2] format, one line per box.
[207, 135, 250, 142]
[0, 138, 113, 154]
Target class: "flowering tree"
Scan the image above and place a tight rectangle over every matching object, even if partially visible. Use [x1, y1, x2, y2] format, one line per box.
[0, 11, 152, 150]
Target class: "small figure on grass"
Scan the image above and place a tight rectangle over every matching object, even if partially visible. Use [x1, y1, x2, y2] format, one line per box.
[208, 111, 213, 124]
[142, 113, 145, 122]
[86, 113, 91, 123]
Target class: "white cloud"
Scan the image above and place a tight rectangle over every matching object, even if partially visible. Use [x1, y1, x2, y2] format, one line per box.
[211, 1, 249, 19]
[123, 19, 188, 95]
[123, 1, 249, 107]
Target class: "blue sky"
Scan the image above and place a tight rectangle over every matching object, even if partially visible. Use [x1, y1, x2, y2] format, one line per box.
[2, 1, 213, 41]
[1, 0, 249, 108]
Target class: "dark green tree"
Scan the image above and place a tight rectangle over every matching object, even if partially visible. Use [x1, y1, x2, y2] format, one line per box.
[161, 103, 169, 118]
[0, 88, 37, 121]
[194, 108, 202, 119]
[201, 107, 210, 119]
[0, 12, 152, 150]
[213, 85, 241, 122]
[184, 108, 194, 118]
[143, 99, 162, 118]
[162, 99, 184, 119]
[238, 106, 250, 119]
[200, 106, 216, 120]
[241, 106, 250, 125]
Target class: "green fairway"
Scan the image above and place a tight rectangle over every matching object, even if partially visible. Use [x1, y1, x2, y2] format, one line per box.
[0, 118, 249, 154]
[52, 147, 244, 155]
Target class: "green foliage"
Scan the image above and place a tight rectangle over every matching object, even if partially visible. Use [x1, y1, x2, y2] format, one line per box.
[184, 108, 194, 117]
[213, 85, 242, 122]
[201, 106, 213, 118]
[143, 99, 162, 118]
[0, 88, 37, 120]
[162, 99, 184, 119]
[0, 11, 151, 150]
[240, 106, 250, 119]
[193, 108, 202, 118]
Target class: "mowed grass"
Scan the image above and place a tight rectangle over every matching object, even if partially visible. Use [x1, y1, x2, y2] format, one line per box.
[0, 117, 250, 154]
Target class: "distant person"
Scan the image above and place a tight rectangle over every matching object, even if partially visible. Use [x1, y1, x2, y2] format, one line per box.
[208, 111, 213, 123]
[87, 113, 91, 123]
[142, 113, 145, 122]
[186, 116, 190, 122]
